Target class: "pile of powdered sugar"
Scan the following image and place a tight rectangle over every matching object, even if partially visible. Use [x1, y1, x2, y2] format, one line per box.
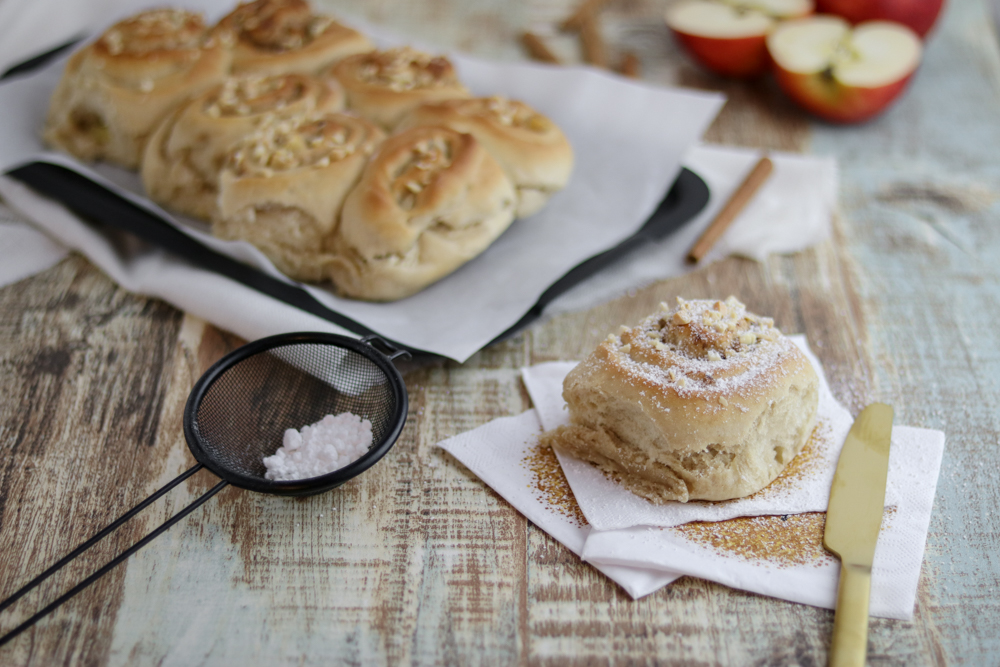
[263, 412, 373, 481]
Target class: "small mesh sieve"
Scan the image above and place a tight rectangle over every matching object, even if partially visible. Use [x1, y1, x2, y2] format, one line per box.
[0, 332, 409, 647]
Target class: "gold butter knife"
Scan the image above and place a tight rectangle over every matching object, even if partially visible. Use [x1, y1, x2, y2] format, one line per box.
[824, 403, 894, 667]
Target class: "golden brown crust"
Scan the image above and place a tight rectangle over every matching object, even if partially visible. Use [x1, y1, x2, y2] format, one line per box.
[142, 73, 345, 220]
[327, 125, 516, 301]
[213, 112, 385, 281]
[396, 96, 574, 216]
[542, 297, 819, 503]
[218, 0, 373, 76]
[43, 9, 233, 168]
[329, 47, 471, 130]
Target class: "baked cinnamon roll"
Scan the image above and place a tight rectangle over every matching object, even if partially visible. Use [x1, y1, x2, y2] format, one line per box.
[213, 112, 385, 282]
[541, 297, 819, 503]
[328, 47, 470, 130]
[218, 0, 372, 76]
[327, 125, 516, 301]
[43, 9, 233, 168]
[397, 96, 574, 216]
[142, 73, 344, 220]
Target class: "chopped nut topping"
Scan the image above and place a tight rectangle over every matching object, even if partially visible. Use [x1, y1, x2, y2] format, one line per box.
[228, 113, 375, 176]
[354, 47, 460, 92]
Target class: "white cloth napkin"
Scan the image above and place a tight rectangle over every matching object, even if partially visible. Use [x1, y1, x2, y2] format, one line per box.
[545, 147, 837, 315]
[521, 336, 899, 531]
[0, 200, 69, 286]
[438, 341, 945, 618]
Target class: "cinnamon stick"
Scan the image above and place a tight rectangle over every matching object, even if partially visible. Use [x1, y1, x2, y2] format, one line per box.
[560, 0, 612, 32]
[578, 13, 608, 68]
[687, 156, 774, 263]
[520, 31, 561, 64]
[618, 52, 640, 78]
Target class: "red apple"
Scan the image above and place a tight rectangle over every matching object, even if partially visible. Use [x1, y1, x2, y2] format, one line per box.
[665, 0, 814, 78]
[815, 0, 945, 38]
[766, 16, 922, 123]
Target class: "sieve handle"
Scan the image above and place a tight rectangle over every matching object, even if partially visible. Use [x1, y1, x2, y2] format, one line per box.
[361, 335, 411, 362]
[0, 469, 227, 648]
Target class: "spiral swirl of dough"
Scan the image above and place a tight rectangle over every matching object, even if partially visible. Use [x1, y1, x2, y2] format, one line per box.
[142, 73, 345, 220]
[613, 296, 791, 401]
[327, 125, 516, 300]
[43, 9, 232, 168]
[397, 96, 574, 216]
[330, 47, 470, 129]
[214, 112, 385, 282]
[219, 0, 373, 76]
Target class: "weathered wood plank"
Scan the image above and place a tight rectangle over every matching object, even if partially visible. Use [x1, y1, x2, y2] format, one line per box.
[0, 0, 998, 663]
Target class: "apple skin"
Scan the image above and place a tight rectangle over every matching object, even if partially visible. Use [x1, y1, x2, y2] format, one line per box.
[815, 0, 944, 37]
[772, 67, 915, 123]
[671, 31, 772, 78]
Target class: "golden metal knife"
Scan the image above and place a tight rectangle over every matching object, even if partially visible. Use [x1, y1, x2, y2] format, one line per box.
[824, 402, 894, 667]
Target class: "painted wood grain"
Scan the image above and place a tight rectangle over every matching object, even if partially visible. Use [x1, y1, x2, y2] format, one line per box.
[1, 0, 998, 664]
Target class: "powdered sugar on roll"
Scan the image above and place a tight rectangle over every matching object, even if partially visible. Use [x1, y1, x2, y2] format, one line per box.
[263, 412, 373, 481]
[543, 296, 820, 503]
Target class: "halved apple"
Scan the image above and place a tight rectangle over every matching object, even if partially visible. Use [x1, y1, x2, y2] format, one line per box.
[767, 16, 922, 123]
[815, 0, 945, 38]
[665, 0, 814, 78]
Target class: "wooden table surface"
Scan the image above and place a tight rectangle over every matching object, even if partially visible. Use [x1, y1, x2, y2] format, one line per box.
[2, 0, 999, 664]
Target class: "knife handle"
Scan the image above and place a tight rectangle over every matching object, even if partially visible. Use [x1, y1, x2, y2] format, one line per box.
[829, 563, 872, 667]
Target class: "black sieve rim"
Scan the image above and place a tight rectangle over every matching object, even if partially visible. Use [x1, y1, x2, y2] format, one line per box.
[182, 332, 408, 497]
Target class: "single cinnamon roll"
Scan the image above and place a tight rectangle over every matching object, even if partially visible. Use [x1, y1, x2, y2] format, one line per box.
[43, 9, 233, 169]
[397, 96, 573, 216]
[142, 73, 345, 220]
[218, 0, 372, 76]
[213, 112, 385, 282]
[327, 125, 516, 301]
[541, 297, 819, 503]
[328, 47, 470, 130]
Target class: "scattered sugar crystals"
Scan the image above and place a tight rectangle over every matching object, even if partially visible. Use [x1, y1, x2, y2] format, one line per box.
[263, 412, 373, 481]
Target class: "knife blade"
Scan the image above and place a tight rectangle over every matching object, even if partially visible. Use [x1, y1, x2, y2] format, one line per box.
[824, 402, 894, 667]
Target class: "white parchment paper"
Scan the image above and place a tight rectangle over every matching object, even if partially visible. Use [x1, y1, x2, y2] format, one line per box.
[0, 0, 723, 361]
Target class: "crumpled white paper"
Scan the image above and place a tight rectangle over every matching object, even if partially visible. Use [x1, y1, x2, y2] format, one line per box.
[438, 340, 944, 618]
[521, 336, 899, 531]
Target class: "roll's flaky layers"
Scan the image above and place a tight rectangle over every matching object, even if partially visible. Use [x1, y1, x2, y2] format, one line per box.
[44, 9, 233, 169]
[397, 97, 573, 217]
[142, 73, 344, 220]
[214, 112, 385, 282]
[542, 297, 819, 503]
[329, 48, 470, 130]
[218, 0, 373, 76]
[327, 125, 516, 301]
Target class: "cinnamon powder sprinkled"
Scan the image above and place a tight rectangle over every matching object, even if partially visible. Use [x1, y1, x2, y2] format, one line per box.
[677, 512, 834, 568]
[522, 441, 588, 527]
[676, 506, 897, 568]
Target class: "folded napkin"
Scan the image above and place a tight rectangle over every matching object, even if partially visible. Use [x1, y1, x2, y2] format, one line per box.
[438, 340, 945, 618]
[0, 200, 68, 287]
[521, 337, 900, 531]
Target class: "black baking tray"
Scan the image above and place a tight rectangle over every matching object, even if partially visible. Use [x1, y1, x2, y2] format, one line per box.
[2, 43, 710, 358]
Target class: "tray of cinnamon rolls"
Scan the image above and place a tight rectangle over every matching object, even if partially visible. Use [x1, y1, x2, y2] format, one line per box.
[2, 0, 712, 352]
